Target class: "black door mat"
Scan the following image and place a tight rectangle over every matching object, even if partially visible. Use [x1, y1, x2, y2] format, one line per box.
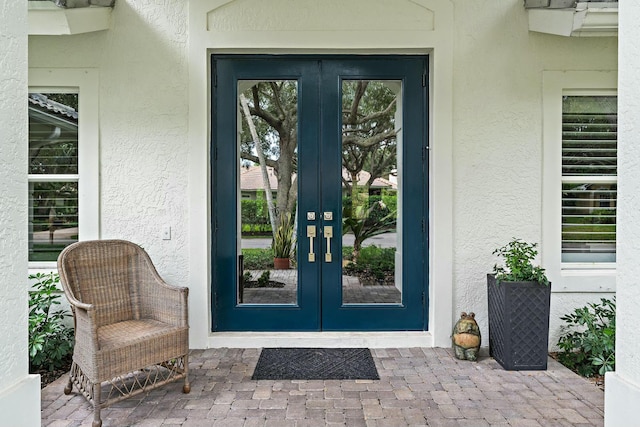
[251, 348, 380, 380]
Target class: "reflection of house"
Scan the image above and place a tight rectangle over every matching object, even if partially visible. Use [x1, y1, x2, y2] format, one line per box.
[28, 93, 78, 169]
[565, 183, 616, 209]
[239, 165, 278, 200]
[342, 169, 397, 196]
[240, 165, 396, 199]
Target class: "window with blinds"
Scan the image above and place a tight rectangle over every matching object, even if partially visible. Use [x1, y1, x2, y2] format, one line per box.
[561, 95, 617, 263]
[28, 93, 79, 262]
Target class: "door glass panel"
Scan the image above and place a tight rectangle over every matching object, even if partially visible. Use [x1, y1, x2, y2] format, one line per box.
[237, 80, 299, 305]
[341, 80, 402, 305]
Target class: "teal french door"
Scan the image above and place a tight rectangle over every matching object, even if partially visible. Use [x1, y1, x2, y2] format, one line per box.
[212, 55, 428, 331]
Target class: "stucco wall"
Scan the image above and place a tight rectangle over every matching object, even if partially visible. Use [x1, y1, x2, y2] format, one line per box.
[28, 1, 190, 286]
[27, 0, 617, 348]
[1, 0, 29, 389]
[615, 0, 640, 386]
[604, 3, 640, 425]
[451, 0, 617, 345]
[1, 1, 41, 424]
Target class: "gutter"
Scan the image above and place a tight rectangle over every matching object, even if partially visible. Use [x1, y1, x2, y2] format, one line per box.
[526, 1, 618, 37]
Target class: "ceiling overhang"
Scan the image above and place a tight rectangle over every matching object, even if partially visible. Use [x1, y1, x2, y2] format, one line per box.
[526, 1, 618, 37]
[28, 1, 113, 35]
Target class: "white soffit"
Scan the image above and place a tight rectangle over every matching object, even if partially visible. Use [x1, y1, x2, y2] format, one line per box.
[528, 2, 618, 37]
[28, 2, 112, 35]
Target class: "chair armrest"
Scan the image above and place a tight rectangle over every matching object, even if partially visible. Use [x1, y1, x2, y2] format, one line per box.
[67, 300, 102, 363]
[58, 272, 100, 354]
[73, 304, 97, 338]
[139, 277, 189, 327]
[67, 297, 93, 313]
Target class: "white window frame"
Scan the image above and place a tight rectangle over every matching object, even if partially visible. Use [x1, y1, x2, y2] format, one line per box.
[28, 68, 99, 269]
[542, 70, 617, 293]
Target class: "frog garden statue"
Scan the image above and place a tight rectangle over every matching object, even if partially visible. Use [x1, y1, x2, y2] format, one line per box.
[452, 312, 481, 361]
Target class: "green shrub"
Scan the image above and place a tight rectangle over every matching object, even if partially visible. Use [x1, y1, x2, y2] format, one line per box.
[241, 199, 271, 234]
[358, 246, 395, 271]
[556, 297, 615, 377]
[381, 193, 397, 216]
[242, 248, 274, 269]
[257, 271, 271, 287]
[345, 246, 395, 281]
[28, 272, 74, 372]
[243, 271, 252, 283]
[342, 246, 354, 261]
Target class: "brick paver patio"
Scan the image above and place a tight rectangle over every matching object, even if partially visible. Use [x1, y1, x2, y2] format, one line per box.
[41, 348, 604, 426]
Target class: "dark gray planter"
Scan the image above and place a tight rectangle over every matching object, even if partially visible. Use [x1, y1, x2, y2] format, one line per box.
[487, 274, 552, 370]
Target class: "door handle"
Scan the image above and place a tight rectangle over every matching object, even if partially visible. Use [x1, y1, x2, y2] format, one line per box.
[324, 225, 333, 262]
[307, 225, 316, 262]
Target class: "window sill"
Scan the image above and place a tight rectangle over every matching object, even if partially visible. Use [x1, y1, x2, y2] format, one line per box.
[554, 265, 616, 292]
[29, 262, 58, 271]
[28, 2, 112, 35]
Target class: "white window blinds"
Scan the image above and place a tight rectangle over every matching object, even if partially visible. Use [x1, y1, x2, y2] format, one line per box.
[561, 95, 617, 263]
[28, 93, 79, 262]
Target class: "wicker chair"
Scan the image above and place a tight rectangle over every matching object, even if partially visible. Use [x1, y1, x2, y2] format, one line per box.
[57, 240, 190, 427]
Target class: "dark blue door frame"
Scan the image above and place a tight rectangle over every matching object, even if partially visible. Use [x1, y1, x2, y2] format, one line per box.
[211, 55, 429, 332]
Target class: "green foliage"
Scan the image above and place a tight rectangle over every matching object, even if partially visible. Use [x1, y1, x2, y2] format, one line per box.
[591, 208, 616, 225]
[30, 243, 69, 262]
[341, 81, 398, 186]
[357, 246, 395, 272]
[242, 248, 274, 270]
[241, 199, 272, 235]
[272, 212, 295, 259]
[556, 298, 616, 377]
[243, 271, 252, 283]
[28, 272, 74, 372]
[43, 93, 79, 111]
[257, 271, 271, 287]
[344, 246, 395, 283]
[29, 182, 79, 251]
[343, 195, 396, 260]
[381, 193, 397, 216]
[492, 238, 549, 285]
[342, 246, 354, 261]
[240, 81, 298, 161]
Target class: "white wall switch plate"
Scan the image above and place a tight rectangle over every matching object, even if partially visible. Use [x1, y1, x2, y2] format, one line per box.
[162, 226, 171, 240]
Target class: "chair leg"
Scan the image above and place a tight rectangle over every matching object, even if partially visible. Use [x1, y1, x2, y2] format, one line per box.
[182, 353, 190, 394]
[64, 362, 76, 395]
[92, 383, 102, 427]
[63, 376, 73, 395]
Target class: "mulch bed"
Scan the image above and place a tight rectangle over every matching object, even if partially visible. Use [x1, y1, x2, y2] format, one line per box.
[33, 361, 71, 389]
[243, 280, 286, 288]
[589, 375, 605, 390]
[350, 271, 395, 286]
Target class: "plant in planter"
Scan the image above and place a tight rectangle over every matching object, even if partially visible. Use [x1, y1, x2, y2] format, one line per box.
[272, 213, 295, 269]
[487, 238, 551, 370]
